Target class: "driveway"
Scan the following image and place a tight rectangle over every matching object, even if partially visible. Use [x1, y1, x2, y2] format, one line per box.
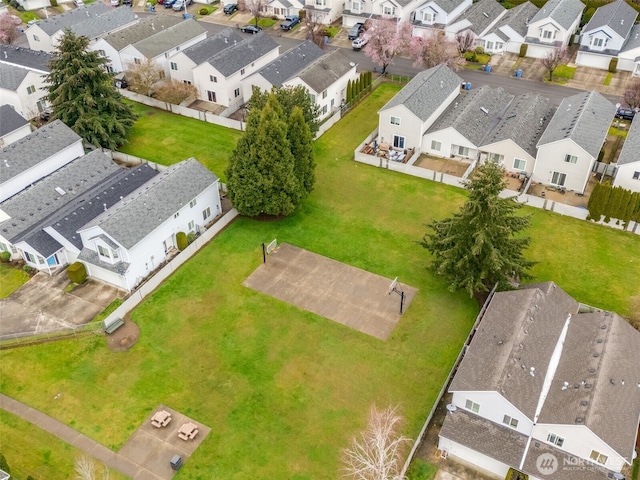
[0, 269, 123, 338]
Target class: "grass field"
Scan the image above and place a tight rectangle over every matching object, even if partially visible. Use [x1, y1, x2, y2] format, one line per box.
[0, 263, 30, 298]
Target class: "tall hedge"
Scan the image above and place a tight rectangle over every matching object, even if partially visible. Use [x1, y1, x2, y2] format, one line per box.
[346, 79, 352, 104]
[587, 182, 640, 225]
[176, 231, 188, 251]
[66, 262, 87, 284]
[608, 57, 618, 73]
[519, 44, 528, 57]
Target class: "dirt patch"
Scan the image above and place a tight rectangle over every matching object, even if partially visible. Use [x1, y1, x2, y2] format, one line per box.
[106, 318, 140, 352]
[415, 155, 471, 177]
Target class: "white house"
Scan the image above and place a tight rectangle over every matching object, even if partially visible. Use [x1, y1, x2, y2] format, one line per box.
[532, 91, 615, 194]
[0, 105, 32, 147]
[479, 93, 554, 177]
[614, 24, 640, 75]
[411, 0, 472, 39]
[119, 19, 207, 79]
[524, 0, 584, 58]
[422, 85, 513, 160]
[302, 0, 343, 25]
[576, 0, 638, 70]
[91, 15, 183, 73]
[342, 0, 423, 27]
[171, 29, 279, 108]
[26, 3, 138, 53]
[613, 116, 640, 192]
[439, 282, 640, 480]
[377, 64, 463, 155]
[0, 45, 52, 119]
[444, 0, 505, 41]
[261, 0, 304, 19]
[478, 1, 539, 55]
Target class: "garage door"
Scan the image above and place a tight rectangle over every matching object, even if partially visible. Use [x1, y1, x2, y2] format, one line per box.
[526, 44, 553, 59]
[576, 52, 611, 70]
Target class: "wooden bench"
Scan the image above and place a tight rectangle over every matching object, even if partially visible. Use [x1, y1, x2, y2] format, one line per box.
[104, 317, 125, 334]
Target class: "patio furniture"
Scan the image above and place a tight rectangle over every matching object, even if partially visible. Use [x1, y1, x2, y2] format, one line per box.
[178, 422, 199, 441]
[151, 410, 172, 428]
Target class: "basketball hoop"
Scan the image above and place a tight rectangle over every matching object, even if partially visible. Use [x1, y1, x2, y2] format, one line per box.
[261, 239, 278, 263]
[388, 277, 406, 314]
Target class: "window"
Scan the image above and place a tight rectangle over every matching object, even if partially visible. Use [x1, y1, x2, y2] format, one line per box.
[431, 140, 441, 151]
[112, 249, 119, 259]
[551, 171, 566, 186]
[202, 207, 211, 220]
[33, 34, 40, 42]
[488, 152, 503, 163]
[98, 49, 106, 56]
[590, 450, 608, 465]
[485, 41, 494, 50]
[27, 85, 36, 95]
[513, 158, 526, 170]
[564, 154, 578, 164]
[322, 104, 328, 115]
[159, 71, 165, 79]
[176, 46, 180, 51]
[241, 68, 245, 75]
[352, 1, 361, 11]
[465, 399, 480, 413]
[106, 65, 114, 73]
[207, 90, 217, 102]
[183, 80, 191, 85]
[502, 415, 518, 428]
[633, 171, 640, 180]
[383, 5, 394, 15]
[591, 37, 607, 48]
[24, 251, 36, 263]
[422, 11, 434, 23]
[322, 90, 327, 99]
[390, 116, 401, 125]
[210, 75, 217, 82]
[190, 199, 197, 208]
[98, 245, 110, 259]
[38, 256, 45, 264]
[393, 135, 405, 149]
[170, 62, 178, 70]
[174, 212, 180, 219]
[458, 146, 469, 157]
[315, 0, 325, 6]
[542, 29, 556, 40]
[547, 433, 564, 447]
[0, 242, 8, 252]
[234, 88, 240, 98]
[134, 58, 141, 65]
[188, 220, 195, 232]
[496, 42, 504, 50]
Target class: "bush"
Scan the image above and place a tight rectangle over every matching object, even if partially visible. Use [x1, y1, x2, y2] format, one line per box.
[0, 453, 11, 475]
[187, 232, 197, 244]
[176, 231, 188, 251]
[50, 0, 58, 6]
[0, 251, 10, 263]
[474, 46, 484, 54]
[609, 57, 618, 73]
[23, 265, 33, 274]
[298, 8, 305, 19]
[519, 44, 528, 57]
[66, 262, 87, 284]
[199, 7, 208, 14]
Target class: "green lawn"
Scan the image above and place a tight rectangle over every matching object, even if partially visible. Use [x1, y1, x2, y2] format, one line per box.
[0, 263, 30, 298]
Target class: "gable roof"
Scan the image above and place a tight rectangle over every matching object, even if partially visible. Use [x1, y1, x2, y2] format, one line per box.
[483, 1, 539, 39]
[0, 45, 51, 72]
[180, 27, 244, 65]
[537, 90, 615, 157]
[379, 64, 463, 122]
[0, 105, 29, 138]
[204, 32, 278, 77]
[254, 40, 325, 87]
[416, 0, 469, 14]
[296, 49, 353, 94]
[616, 116, 640, 165]
[71, 6, 137, 40]
[0, 63, 31, 91]
[131, 19, 206, 59]
[482, 93, 554, 157]
[620, 23, 640, 52]
[582, 0, 636, 39]
[81, 159, 218, 249]
[101, 15, 183, 52]
[0, 121, 81, 185]
[528, 0, 585, 30]
[35, 2, 109, 35]
[456, 0, 505, 35]
[427, 85, 513, 147]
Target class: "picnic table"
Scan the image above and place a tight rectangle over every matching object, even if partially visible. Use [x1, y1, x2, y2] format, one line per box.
[178, 422, 199, 441]
[151, 410, 172, 428]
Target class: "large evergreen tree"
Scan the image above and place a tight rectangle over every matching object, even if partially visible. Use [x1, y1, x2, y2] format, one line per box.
[287, 106, 315, 197]
[421, 162, 536, 297]
[250, 85, 321, 137]
[45, 29, 136, 150]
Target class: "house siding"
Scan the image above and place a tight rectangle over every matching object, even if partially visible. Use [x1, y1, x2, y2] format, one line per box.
[422, 126, 477, 159]
[613, 163, 640, 191]
[438, 437, 512, 477]
[451, 391, 533, 436]
[479, 139, 536, 176]
[533, 140, 595, 193]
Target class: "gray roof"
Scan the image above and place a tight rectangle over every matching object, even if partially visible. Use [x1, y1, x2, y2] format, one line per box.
[77, 247, 130, 275]
[0, 121, 82, 185]
[616, 116, 640, 165]
[0, 63, 30, 91]
[537, 90, 615, 157]
[22, 230, 62, 258]
[72, 6, 137, 40]
[482, 93, 554, 157]
[132, 19, 206, 59]
[449, 282, 579, 419]
[255, 40, 324, 87]
[36, 2, 109, 35]
[379, 64, 463, 122]
[620, 23, 640, 53]
[483, 1, 539, 39]
[416, 0, 468, 14]
[427, 85, 513, 147]
[205, 32, 278, 77]
[528, 0, 585, 30]
[101, 15, 183, 52]
[297, 49, 353, 94]
[0, 150, 119, 243]
[81, 159, 218, 249]
[0, 45, 51, 72]
[0, 105, 29, 138]
[180, 27, 244, 65]
[583, 0, 636, 39]
[458, 0, 505, 35]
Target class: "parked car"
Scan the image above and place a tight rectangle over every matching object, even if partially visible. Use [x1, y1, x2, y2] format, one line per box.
[223, 3, 238, 14]
[352, 36, 367, 50]
[164, 0, 178, 8]
[110, 0, 120, 6]
[616, 107, 636, 121]
[173, 0, 192, 11]
[114, 73, 128, 89]
[240, 24, 262, 34]
[73, 0, 85, 6]
[280, 15, 299, 30]
[347, 22, 364, 40]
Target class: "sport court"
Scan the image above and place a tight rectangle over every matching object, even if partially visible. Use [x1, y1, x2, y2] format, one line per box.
[243, 243, 418, 340]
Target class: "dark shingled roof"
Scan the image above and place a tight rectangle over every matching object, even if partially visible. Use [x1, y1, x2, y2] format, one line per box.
[36, 2, 109, 35]
[483, 1, 539, 39]
[528, 0, 585, 30]
[72, 6, 137, 40]
[204, 32, 278, 77]
[101, 15, 183, 52]
[415, 0, 469, 15]
[132, 19, 206, 59]
[22, 230, 62, 258]
[180, 27, 244, 65]
[583, 0, 637, 40]
[77, 247, 130, 275]
[457, 0, 506, 35]
[255, 40, 324, 87]
[620, 23, 640, 53]
[297, 49, 353, 94]
[0, 45, 52, 72]
[0, 63, 31, 91]
[0, 105, 29, 138]
[616, 116, 640, 165]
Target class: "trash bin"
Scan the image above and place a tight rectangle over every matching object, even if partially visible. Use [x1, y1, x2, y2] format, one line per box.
[461, 82, 467, 89]
[485, 64, 492, 73]
[465, 82, 471, 90]
[323, 35, 328, 44]
[516, 69, 522, 78]
[170, 455, 182, 471]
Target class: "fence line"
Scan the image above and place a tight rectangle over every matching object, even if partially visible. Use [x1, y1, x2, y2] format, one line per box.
[0, 322, 104, 349]
[108, 151, 168, 171]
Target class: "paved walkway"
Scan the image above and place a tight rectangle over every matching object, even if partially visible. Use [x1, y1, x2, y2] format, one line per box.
[0, 393, 162, 480]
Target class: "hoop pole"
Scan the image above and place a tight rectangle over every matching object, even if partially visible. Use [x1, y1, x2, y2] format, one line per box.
[262, 243, 266, 264]
[400, 291, 405, 314]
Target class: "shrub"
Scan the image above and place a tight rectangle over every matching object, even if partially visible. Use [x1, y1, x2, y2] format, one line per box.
[298, 8, 306, 20]
[187, 232, 197, 244]
[23, 265, 34, 274]
[474, 46, 484, 54]
[176, 231, 188, 251]
[66, 262, 87, 284]
[50, 0, 58, 6]
[0, 453, 10, 475]
[519, 44, 528, 57]
[608, 57, 618, 73]
[0, 251, 10, 263]
[199, 7, 208, 14]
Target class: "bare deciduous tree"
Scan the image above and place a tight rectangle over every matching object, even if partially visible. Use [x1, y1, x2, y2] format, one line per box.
[363, 18, 412, 74]
[154, 79, 197, 105]
[125, 58, 164, 97]
[456, 30, 475, 53]
[0, 13, 22, 45]
[302, 9, 325, 47]
[623, 79, 640, 109]
[342, 405, 411, 480]
[243, 0, 268, 26]
[75, 456, 110, 480]
[409, 32, 465, 70]
[541, 47, 568, 81]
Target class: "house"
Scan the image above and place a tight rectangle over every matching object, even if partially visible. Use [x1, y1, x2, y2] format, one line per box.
[262, 0, 304, 19]
[377, 64, 463, 155]
[478, 1, 540, 55]
[613, 116, 640, 192]
[532, 91, 615, 194]
[302, 0, 343, 25]
[411, 0, 473, 39]
[76, 158, 221, 291]
[0, 121, 84, 203]
[438, 282, 640, 480]
[342, 0, 424, 27]
[91, 15, 183, 73]
[614, 24, 640, 75]
[479, 93, 554, 178]
[445, 0, 505, 41]
[170, 29, 279, 108]
[119, 19, 207, 79]
[0, 105, 32, 147]
[422, 85, 513, 160]
[0, 45, 51, 119]
[523, 0, 584, 58]
[26, 3, 138, 53]
[576, 0, 638, 70]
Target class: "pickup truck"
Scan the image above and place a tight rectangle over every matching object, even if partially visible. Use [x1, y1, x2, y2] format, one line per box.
[280, 15, 300, 30]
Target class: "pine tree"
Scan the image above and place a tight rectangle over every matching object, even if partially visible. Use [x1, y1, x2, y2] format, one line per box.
[421, 162, 536, 297]
[287, 106, 315, 197]
[0, 453, 10, 475]
[249, 85, 320, 136]
[45, 29, 135, 150]
[346, 80, 352, 104]
[587, 182, 604, 221]
[600, 183, 613, 222]
[618, 188, 631, 225]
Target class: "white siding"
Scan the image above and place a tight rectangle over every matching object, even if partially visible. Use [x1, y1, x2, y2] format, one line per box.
[26, 24, 55, 52]
[438, 436, 512, 478]
[579, 25, 624, 54]
[91, 38, 125, 73]
[379, 105, 423, 154]
[575, 51, 613, 69]
[0, 122, 31, 147]
[525, 43, 556, 59]
[169, 51, 198, 86]
[479, 139, 536, 176]
[422, 126, 477, 159]
[451, 391, 533, 436]
[613, 163, 640, 191]
[533, 140, 595, 193]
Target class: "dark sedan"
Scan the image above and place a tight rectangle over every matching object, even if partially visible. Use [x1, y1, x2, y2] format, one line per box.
[240, 24, 262, 34]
